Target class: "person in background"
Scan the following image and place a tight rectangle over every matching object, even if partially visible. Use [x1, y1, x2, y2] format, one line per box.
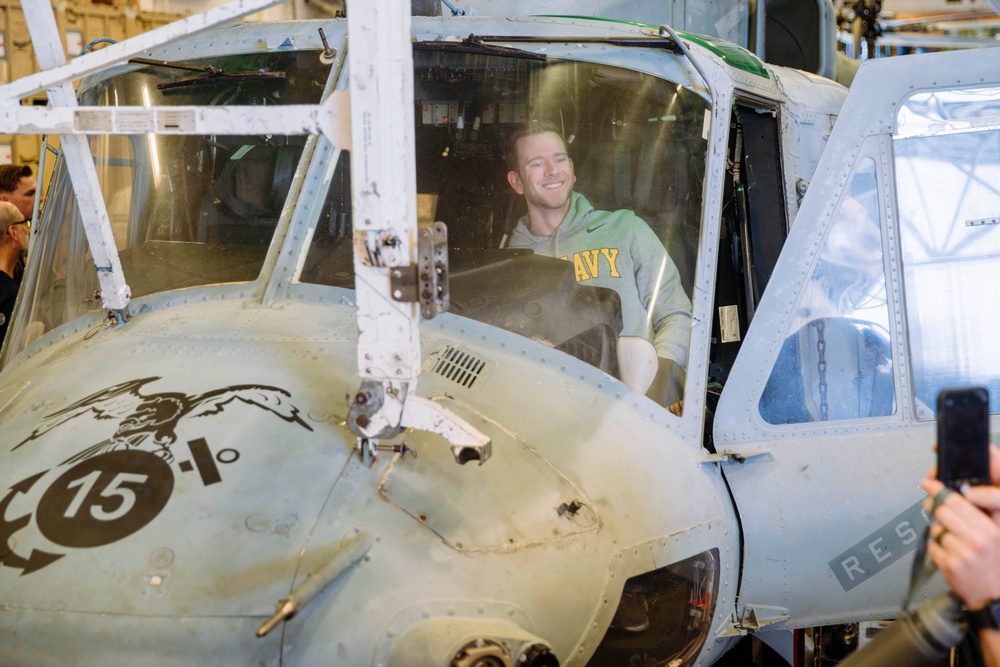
[0, 164, 38, 283]
[504, 121, 692, 410]
[923, 446, 1000, 667]
[0, 164, 39, 222]
[0, 202, 28, 345]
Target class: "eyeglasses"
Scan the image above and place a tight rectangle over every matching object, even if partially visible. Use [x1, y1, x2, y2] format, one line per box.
[10, 220, 29, 231]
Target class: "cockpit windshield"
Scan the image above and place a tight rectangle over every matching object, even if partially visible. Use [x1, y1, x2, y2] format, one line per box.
[301, 48, 708, 406]
[8, 50, 331, 354]
[12, 44, 708, 409]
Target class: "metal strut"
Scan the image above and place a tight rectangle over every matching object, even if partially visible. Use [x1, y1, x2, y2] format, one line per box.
[344, 0, 491, 465]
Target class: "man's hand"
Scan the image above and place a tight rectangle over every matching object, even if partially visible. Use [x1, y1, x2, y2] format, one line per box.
[646, 357, 685, 415]
[922, 445, 1000, 610]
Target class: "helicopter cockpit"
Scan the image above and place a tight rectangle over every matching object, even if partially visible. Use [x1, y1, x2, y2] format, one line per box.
[9, 43, 709, 404]
[299, 47, 708, 392]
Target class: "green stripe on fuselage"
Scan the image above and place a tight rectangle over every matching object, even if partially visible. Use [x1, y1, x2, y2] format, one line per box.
[676, 31, 769, 78]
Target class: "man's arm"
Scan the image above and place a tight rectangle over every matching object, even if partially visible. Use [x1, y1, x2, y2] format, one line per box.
[922, 445, 1000, 667]
[625, 217, 691, 411]
[628, 218, 692, 368]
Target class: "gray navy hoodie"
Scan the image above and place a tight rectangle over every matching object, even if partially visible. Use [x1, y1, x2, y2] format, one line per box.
[509, 192, 692, 368]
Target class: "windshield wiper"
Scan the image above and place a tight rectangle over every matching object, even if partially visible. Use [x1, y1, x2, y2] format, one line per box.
[128, 57, 286, 91]
[415, 35, 547, 60]
[470, 34, 683, 54]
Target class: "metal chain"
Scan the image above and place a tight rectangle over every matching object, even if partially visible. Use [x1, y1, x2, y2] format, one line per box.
[814, 319, 829, 421]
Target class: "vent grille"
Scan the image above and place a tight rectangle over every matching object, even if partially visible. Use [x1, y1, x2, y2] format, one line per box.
[431, 345, 488, 389]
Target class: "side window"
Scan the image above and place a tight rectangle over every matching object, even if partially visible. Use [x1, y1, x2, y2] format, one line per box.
[759, 158, 895, 424]
[895, 87, 1000, 418]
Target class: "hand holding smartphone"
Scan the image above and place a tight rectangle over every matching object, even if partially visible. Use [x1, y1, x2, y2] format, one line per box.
[937, 387, 991, 493]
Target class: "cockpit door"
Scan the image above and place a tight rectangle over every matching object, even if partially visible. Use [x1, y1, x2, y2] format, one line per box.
[714, 48, 1000, 630]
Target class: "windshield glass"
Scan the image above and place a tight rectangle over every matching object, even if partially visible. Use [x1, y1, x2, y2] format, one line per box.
[301, 48, 708, 411]
[9, 51, 330, 355]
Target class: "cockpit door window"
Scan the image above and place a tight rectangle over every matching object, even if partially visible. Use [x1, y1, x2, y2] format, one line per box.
[894, 86, 1000, 418]
[758, 156, 895, 424]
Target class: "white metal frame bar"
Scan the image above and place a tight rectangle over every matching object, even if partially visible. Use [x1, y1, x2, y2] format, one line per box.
[343, 1, 490, 463]
[0, 98, 350, 147]
[347, 2, 421, 383]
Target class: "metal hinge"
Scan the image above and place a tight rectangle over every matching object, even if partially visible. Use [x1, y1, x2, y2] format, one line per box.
[389, 221, 449, 319]
[700, 449, 772, 465]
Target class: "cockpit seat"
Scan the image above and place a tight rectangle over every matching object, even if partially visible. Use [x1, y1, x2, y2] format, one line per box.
[198, 142, 304, 244]
[576, 140, 637, 213]
[576, 138, 698, 298]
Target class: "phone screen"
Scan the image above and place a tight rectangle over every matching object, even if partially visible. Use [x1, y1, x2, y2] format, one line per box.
[937, 387, 991, 490]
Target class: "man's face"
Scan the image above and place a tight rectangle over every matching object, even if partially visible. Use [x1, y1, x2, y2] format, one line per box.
[1, 176, 37, 220]
[9, 219, 28, 254]
[4, 209, 28, 255]
[507, 131, 575, 213]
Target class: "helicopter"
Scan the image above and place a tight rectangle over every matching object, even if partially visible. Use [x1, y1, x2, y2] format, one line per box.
[2, 0, 999, 665]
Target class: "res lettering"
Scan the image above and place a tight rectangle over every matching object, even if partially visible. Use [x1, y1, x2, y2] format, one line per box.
[896, 520, 918, 545]
[839, 520, 921, 581]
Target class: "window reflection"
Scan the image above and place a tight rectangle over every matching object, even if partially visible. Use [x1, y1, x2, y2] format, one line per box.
[896, 106, 1000, 418]
[896, 87, 1000, 139]
[760, 158, 895, 424]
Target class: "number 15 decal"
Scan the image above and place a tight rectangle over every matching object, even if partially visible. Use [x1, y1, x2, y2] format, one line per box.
[36, 451, 173, 549]
[63, 471, 151, 522]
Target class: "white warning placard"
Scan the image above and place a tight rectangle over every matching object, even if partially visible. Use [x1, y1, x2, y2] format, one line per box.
[719, 304, 741, 344]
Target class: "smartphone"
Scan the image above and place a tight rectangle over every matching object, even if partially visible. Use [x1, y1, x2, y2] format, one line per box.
[937, 386, 991, 491]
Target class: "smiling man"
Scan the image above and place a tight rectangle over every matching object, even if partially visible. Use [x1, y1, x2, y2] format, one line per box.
[504, 121, 692, 410]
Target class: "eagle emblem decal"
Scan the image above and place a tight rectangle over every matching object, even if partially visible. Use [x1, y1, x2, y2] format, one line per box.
[0, 377, 313, 574]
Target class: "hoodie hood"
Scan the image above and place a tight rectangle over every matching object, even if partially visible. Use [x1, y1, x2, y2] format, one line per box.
[509, 192, 596, 257]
